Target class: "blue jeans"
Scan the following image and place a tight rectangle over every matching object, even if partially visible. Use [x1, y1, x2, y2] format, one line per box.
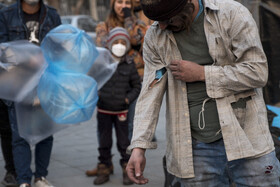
[8, 104, 53, 185]
[166, 138, 280, 187]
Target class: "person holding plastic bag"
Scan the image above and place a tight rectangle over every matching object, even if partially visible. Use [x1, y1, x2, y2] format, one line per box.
[0, 2, 17, 187]
[90, 27, 141, 185]
[0, 0, 61, 187]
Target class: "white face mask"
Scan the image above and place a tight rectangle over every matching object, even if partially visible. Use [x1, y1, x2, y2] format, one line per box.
[111, 43, 127, 57]
[23, 0, 40, 6]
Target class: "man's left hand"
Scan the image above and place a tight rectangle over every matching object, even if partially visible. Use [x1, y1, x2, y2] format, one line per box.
[169, 60, 205, 82]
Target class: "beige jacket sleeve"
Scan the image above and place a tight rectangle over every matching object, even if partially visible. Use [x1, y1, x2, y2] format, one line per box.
[127, 29, 167, 152]
[205, 5, 268, 99]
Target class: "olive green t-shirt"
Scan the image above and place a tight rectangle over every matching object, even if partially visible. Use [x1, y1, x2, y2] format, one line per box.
[173, 12, 222, 143]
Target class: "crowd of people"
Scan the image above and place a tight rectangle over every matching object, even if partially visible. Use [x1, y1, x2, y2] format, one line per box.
[1, 0, 280, 187]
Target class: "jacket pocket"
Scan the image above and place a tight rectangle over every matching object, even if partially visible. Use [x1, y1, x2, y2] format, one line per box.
[8, 26, 26, 41]
[229, 89, 256, 128]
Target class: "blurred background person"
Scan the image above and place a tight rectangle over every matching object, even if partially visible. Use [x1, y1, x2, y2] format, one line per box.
[95, 0, 146, 79]
[0, 2, 18, 187]
[0, 0, 61, 187]
[86, 0, 146, 178]
[92, 27, 141, 185]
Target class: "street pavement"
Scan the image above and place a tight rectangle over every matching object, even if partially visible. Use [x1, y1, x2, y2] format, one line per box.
[0, 100, 166, 187]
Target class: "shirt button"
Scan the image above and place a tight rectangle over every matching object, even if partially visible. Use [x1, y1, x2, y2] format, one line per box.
[187, 140, 191, 143]
[185, 113, 188, 117]
[182, 88, 186, 91]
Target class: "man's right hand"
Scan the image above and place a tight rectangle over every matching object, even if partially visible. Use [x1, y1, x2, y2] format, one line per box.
[126, 148, 149, 184]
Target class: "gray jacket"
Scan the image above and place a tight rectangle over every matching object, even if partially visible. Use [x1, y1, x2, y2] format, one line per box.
[128, 0, 274, 179]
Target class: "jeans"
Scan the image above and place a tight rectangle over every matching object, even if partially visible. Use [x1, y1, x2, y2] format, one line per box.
[165, 138, 280, 187]
[8, 104, 53, 185]
[97, 112, 130, 166]
[0, 100, 15, 175]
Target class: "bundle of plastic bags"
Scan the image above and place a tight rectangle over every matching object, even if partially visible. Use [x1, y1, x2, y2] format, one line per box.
[38, 25, 99, 124]
[0, 25, 119, 145]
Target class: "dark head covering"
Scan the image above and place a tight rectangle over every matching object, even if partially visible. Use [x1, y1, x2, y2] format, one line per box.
[140, 0, 187, 21]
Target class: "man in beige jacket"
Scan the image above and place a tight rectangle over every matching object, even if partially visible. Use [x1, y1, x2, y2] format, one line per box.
[126, 0, 280, 186]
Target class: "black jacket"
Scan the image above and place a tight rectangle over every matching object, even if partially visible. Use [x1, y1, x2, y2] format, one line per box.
[97, 58, 141, 111]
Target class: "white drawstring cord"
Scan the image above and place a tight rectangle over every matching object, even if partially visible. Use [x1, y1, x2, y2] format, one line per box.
[198, 98, 212, 130]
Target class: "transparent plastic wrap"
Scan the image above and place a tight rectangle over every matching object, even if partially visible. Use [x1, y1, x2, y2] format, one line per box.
[41, 24, 99, 74]
[37, 71, 98, 124]
[0, 40, 47, 103]
[87, 47, 118, 90]
[15, 102, 68, 145]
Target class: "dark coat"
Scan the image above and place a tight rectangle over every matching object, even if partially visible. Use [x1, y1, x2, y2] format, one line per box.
[0, 3, 6, 10]
[97, 58, 141, 111]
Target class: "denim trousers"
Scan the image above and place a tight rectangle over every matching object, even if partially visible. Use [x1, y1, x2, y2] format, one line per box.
[165, 138, 280, 187]
[8, 104, 53, 185]
[0, 100, 15, 175]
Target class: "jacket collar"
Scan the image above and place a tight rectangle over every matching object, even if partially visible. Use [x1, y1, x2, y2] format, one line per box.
[203, 0, 219, 11]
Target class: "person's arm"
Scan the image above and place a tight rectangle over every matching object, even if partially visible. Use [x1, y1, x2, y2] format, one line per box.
[126, 148, 148, 184]
[122, 7, 147, 47]
[169, 59, 205, 82]
[204, 6, 267, 98]
[170, 6, 267, 99]
[126, 28, 167, 184]
[95, 22, 108, 47]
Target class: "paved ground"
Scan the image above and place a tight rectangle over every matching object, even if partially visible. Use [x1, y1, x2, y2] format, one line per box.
[0, 101, 166, 187]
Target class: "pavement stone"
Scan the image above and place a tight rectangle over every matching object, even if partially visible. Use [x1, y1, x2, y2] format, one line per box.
[0, 100, 166, 187]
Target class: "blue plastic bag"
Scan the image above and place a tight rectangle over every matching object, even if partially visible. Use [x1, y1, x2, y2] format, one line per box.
[38, 70, 98, 124]
[38, 25, 99, 124]
[41, 24, 99, 74]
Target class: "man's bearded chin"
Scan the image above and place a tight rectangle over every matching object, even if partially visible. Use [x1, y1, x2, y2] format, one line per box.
[166, 2, 194, 33]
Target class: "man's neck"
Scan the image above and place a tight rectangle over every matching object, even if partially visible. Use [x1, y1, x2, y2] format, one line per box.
[22, 1, 40, 14]
[192, 0, 199, 21]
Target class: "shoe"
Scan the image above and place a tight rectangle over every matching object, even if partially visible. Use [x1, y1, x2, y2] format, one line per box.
[86, 164, 114, 177]
[34, 177, 54, 187]
[93, 163, 111, 185]
[122, 163, 134, 185]
[1, 172, 18, 187]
